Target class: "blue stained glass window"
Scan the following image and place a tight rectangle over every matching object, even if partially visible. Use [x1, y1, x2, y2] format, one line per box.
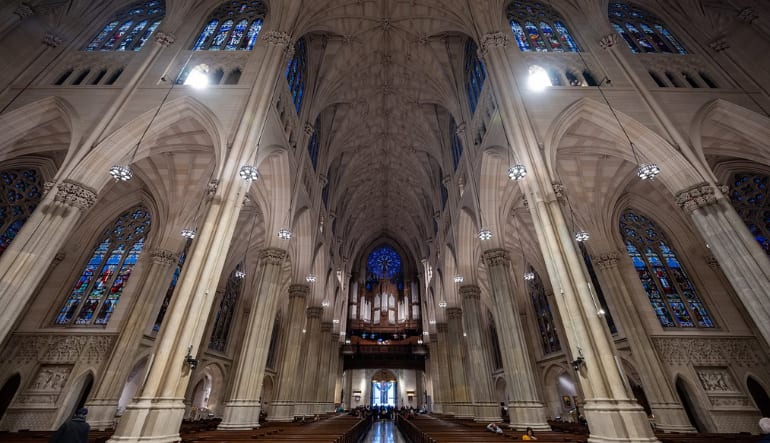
[286, 38, 308, 113]
[464, 39, 486, 115]
[367, 245, 402, 281]
[729, 172, 770, 256]
[527, 267, 561, 354]
[507, 2, 579, 53]
[84, 1, 164, 52]
[192, 1, 266, 51]
[56, 207, 151, 326]
[0, 168, 43, 257]
[609, 3, 687, 55]
[620, 209, 714, 328]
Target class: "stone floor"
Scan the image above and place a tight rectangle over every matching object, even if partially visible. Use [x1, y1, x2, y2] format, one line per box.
[362, 420, 408, 443]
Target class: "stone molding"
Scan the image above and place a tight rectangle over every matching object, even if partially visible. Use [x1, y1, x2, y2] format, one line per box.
[652, 336, 767, 367]
[483, 248, 510, 267]
[54, 181, 97, 210]
[260, 248, 287, 265]
[307, 307, 323, 318]
[4, 333, 117, 365]
[592, 251, 619, 270]
[675, 183, 718, 213]
[478, 31, 508, 58]
[289, 284, 309, 298]
[599, 33, 618, 49]
[150, 249, 177, 266]
[43, 31, 63, 48]
[436, 322, 448, 333]
[459, 285, 481, 300]
[446, 307, 462, 320]
[154, 31, 176, 47]
[320, 322, 332, 332]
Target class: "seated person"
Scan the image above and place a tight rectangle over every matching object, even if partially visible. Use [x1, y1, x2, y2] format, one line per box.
[522, 427, 538, 440]
[486, 422, 503, 434]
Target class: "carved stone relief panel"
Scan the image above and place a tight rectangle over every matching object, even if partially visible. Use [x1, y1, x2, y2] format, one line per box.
[696, 367, 739, 393]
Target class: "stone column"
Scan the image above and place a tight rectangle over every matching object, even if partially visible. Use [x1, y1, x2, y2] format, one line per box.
[0, 181, 96, 344]
[458, 285, 499, 422]
[107, 30, 296, 443]
[426, 335, 441, 413]
[481, 249, 552, 430]
[433, 325, 453, 415]
[593, 251, 696, 432]
[445, 307, 473, 418]
[477, 31, 657, 442]
[87, 248, 180, 429]
[314, 322, 334, 413]
[295, 306, 322, 417]
[269, 284, 309, 422]
[218, 248, 287, 429]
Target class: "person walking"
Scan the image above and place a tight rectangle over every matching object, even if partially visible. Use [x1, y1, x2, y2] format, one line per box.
[49, 407, 90, 443]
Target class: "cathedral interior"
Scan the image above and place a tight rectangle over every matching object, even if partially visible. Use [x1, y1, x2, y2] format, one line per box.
[0, 0, 769, 442]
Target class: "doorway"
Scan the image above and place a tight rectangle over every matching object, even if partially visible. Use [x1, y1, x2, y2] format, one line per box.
[0, 374, 20, 420]
[747, 376, 770, 417]
[675, 377, 705, 432]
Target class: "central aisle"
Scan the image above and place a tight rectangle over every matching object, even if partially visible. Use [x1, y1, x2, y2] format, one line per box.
[362, 420, 409, 443]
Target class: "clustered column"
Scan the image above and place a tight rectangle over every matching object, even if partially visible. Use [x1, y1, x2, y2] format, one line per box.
[445, 307, 473, 418]
[434, 324, 453, 415]
[296, 306, 323, 417]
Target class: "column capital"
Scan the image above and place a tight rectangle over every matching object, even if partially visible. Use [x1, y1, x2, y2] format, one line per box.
[478, 31, 509, 58]
[14, 3, 34, 19]
[259, 248, 287, 265]
[675, 183, 718, 213]
[552, 182, 566, 201]
[154, 30, 176, 47]
[321, 322, 333, 332]
[599, 33, 619, 49]
[446, 307, 462, 319]
[591, 251, 620, 270]
[483, 248, 510, 267]
[207, 179, 219, 199]
[265, 30, 293, 56]
[705, 255, 720, 270]
[54, 180, 97, 210]
[307, 306, 323, 318]
[708, 37, 729, 52]
[459, 285, 481, 300]
[151, 249, 178, 266]
[737, 8, 757, 24]
[436, 322, 448, 333]
[304, 123, 314, 135]
[289, 284, 309, 298]
[43, 31, 63, 48]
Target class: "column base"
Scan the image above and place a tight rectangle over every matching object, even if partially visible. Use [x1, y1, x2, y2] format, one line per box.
[217, 400, 261, 430]
[267, 401, 296, 422]
[507, 400, 551, 431]
[584, 399, 659, 443]
[107, 398, 186, 443]
[473, 403, 502, 422]
[453, 402, 475, 419]
[649, 404, 696, 433]
[86, 399, 119, 431]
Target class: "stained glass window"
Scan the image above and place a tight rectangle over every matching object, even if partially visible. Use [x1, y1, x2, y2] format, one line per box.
[729, 172, 770, 255]
[367, 245, 402, 281]
[152, 239, 190, 334]
[527, 266, 561, 354]
[56, 207, 151, 326]
[464, 39, 486, 115]
[609, 3, 687, 54]
[286, 38, 308, 113]
[620, 210, 714, 328]
[209, 265, 244, 352]
[507, 1, 579, 53]
[85, 1, 164, 52]
[0, 168, 43, 257]
[192, 1, 265, 51]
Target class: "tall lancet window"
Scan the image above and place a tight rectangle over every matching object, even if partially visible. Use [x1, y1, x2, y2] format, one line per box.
[464, 39, 486, 115]
[56, 207, 151, 326]
[192, 0, 266, 51]
[0, 167, 43, 257]
[286, 38, 308, 113]
[209, 265, 244, 352]
[152, 239, 191, 334]
[527, 266, 561, 354]
[85, 1, 165, 51]
[620, 210, 714, 328]
[609, 2, 687, 54]
[507, 1, 579, 52]
[728, 172, 770, 255]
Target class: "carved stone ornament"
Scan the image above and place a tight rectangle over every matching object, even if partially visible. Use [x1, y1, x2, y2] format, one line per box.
[675, 183, 718, 213]
[446, 307, 462, 320]
[552, 182, 566, 200]
[459, 285, 481, 300]
[14, 3, 34, 19]
[154, 31, 176, 47]
[54, 181, 97, 210]
[522, 196, 529, 209]
[150, 249, 177, 266]
[737, 7, 758, 23]
[479, 32, 508, 58]
[207, 179, 219, 199]
[5, 333, 116, 365]
[304, 123, 314, 135]
[53, 251, 65, 264]
[599, 33, 619, 49]
[483, 248, 510, 267]
[436, 322, 448, 333]
[264, 31, 292, 47]
[259, 248, 287, 265]
[43, 31, 63, 48]
[706, 255, 720, 270]
[652, 336, 767, 367]
[42, 181, 56, 196]
[592, 252, 619, 270]
[708, 37, 729, 52]
[289, 283, 309, 298]
[307, 306, 323, 318]
[455, 123, 466, 135]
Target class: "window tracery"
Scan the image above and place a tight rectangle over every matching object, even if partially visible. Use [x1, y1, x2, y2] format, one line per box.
[464, 39, 486, 115]
[620, 210, 714, 328]
[0, 168, 43, 257]
[56, 207, 151, 326]
[609, 2, 687, 54]
[729, 172, 770, 255]
[209, 265, 244, 352]
[192, 1, 266, 51]
[527, 266, 561, 354]
[286, 38, 308, 113]
[507, 1, 579, 52]
[85, 1, 164, 52]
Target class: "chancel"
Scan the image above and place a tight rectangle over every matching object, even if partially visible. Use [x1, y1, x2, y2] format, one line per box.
[0, 1, 769, 443]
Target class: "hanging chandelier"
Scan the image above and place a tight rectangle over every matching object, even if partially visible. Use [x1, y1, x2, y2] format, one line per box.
[277, 228, 292, 240]
[575, 230, 590, 242]
[478, 228, 493, 241]
[524, 271, 535, 281]
[508, 164, 527, 181]
[239, 165, 260, 181]
[180, 228, 196, 239]
[438, 300, 448, 308]
[637, 162, 661, 180]
[109, 165, 133, 182]
[454, 275, 464, 283]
